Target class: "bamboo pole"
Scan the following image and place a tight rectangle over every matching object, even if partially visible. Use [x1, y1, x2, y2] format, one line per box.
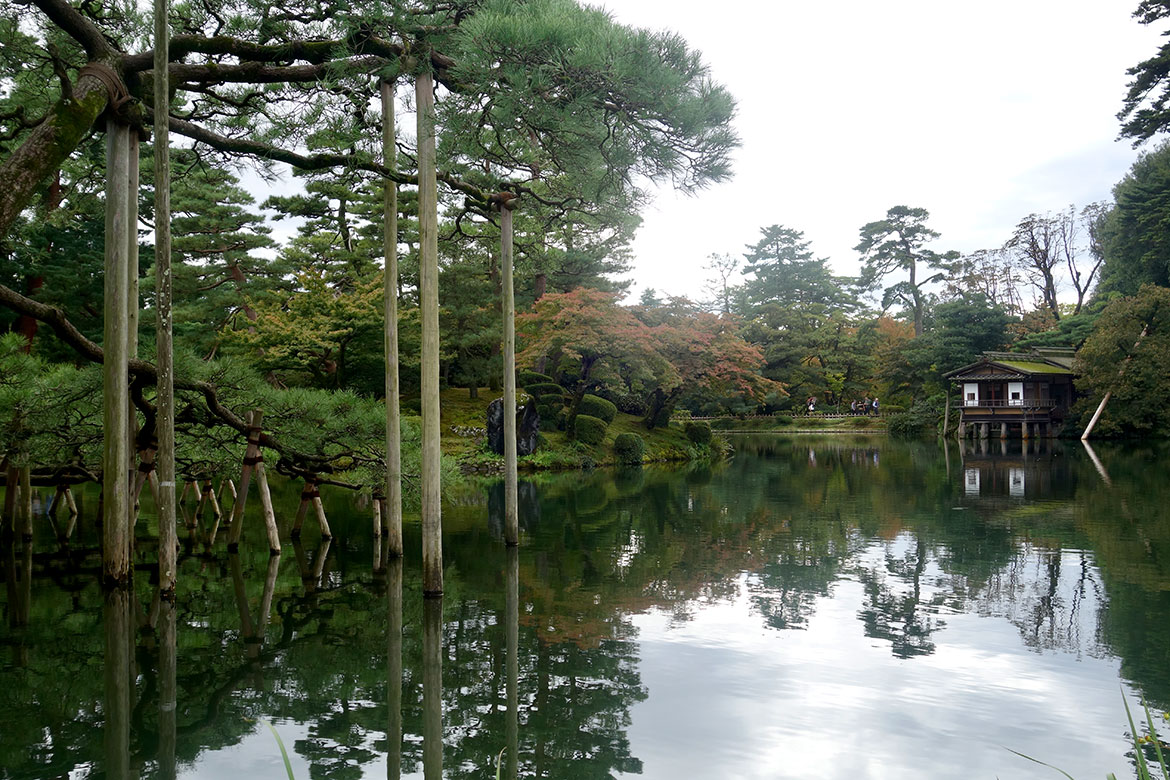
[103, 118, 133, 587]
[417, 70, 442, 595]
[501, 201, 519, 547]
[257, 551, 280, 640]
[1083, 324, 1149, 441]
[226, 409, 263, 548]
[381, 78, 404, 559]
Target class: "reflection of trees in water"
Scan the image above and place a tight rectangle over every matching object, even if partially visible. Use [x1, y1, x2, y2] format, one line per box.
[855, 534, 946, 659]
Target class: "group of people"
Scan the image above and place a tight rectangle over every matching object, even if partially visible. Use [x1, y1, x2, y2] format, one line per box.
[802, 396, 880, 416]
[850, 397, 879, 416]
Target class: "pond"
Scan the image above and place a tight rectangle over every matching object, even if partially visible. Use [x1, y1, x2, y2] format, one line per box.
[2, 434, 1169, 779]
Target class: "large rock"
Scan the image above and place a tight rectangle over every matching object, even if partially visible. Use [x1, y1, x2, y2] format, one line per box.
[487, 397, 541, 456]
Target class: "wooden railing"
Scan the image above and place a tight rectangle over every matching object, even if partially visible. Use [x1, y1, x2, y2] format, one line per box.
[963, 399, 1059, 408]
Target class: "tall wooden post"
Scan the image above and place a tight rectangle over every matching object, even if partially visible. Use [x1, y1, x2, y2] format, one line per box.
[381, 78, 403, 558]
[417, 71, 442, 595]
[154, 0, 176, 596]
[501, 201, 519, 546]
[103, 119, 133, 587]
[126, 132, 140, 520]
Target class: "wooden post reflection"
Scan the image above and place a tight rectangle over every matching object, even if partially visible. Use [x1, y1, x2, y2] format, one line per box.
[157, 596, 177, 780]
[387, 557, 402, 780]
[506, 545, 519, 780]
[422, 597, 443, 780]
[103, 588, 134, 780]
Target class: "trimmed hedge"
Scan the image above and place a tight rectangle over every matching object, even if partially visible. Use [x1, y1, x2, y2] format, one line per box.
[574, 414, 608, 445]
[518, 370, 554, 387]
[684, 421, 713, 445]
[613, 432, 645, 464]
[526, 382, 566, 398]
[578, 394, 617, 424]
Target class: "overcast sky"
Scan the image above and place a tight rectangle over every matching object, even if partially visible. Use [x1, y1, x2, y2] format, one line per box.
[595, 0, 1164, 303]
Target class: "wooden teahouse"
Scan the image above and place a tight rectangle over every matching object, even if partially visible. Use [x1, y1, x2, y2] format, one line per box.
[944, 348, 1076, 439]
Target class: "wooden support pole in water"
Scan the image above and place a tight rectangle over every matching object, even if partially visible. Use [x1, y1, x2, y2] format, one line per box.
[381, 78, 404, 559]
[226, 409, 263, 549]
[153, 0, 176, 599]
[500, 199, 519, 547]
[372, 495, 383, 538]
[254, 460, 281, 553]
[2, 463, 16, 536]
[18, 466, 32, 541]
[194, 480, 211, 523]
[312, 487, 332, 540]
[125, 133, 140, 532]
[417, 71, 442, 596]
[291, 481, 312, 540]
[1083, 324, 1149, 441]
[103, 118, 133, 588]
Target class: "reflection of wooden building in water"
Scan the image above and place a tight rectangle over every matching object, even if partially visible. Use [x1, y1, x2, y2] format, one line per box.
[944, 348, 1076, 439]
[958, 438, 1071, 502]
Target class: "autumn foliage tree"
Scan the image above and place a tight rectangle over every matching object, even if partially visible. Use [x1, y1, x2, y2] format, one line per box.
[636, 299, 780, 425]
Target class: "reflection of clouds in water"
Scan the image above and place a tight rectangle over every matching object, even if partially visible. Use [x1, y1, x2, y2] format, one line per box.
[623, 566, 1127, 780]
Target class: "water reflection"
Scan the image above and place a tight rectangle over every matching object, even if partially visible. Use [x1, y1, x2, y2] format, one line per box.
[3, 437, 1170, 779]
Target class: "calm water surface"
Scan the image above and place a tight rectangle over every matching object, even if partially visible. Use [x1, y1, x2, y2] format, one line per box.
[2, 435, 1169, 779]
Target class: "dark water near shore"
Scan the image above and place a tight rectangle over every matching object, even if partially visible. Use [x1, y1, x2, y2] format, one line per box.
[2, 435, 1170, 779]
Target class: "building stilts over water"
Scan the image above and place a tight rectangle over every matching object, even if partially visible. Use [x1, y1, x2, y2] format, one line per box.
[945, 348, 1076, 439]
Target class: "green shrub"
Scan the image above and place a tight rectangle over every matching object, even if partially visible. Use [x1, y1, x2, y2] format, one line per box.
[518, 370, 554, 387]
[880, 403, 905, 416]
[527, 382, 566, 398]
[684, 421, 713, 445]
[537, 400, 566, 430]
[574, 414, 607, 445]
[578, 394, 617, 424]
[613, 432, 645, 464]
[885, 413, 922, 438]
[851, 416, 873, 427]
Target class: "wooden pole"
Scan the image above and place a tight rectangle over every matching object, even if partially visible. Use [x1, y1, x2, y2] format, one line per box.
[416, 70, 442, 596]
[126, 131, 140, 531]
[18, 466, 32, 541]
[1083, 324, 1149, 441]
[501, 201, 519, 547]
[226, 409, 263, 548]
[372, 495, 383, 539]
[381, 78, 404, 559]
[103, 118, 133, 587]
[312, 489, 332, 539]
[291, 481, 312, 539]
[941, 387, 951, 439]
[254, 461, 281, 553]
